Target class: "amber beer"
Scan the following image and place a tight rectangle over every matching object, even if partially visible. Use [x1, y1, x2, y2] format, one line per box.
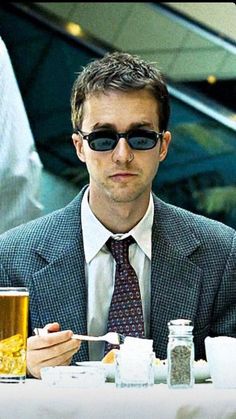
[0, 287, 29, 383]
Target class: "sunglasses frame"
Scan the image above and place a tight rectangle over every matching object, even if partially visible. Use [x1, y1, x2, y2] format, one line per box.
[75, 128, 164, 151]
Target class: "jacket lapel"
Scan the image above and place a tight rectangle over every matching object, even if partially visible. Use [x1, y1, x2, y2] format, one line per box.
[30, 189, 89, 361]
[150, 196, 202, 359]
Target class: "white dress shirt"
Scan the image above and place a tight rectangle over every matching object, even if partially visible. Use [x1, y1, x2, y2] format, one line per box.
[81, 187, 153, 360]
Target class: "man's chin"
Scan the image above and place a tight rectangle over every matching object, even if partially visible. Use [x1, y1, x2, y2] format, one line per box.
[106, 187, 146, 203]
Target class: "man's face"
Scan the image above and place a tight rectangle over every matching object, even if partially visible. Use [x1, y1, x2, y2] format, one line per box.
[72, 89, 171, 206]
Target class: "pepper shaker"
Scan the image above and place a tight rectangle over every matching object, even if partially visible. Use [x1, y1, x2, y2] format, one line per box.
[167, 319, 194, 389]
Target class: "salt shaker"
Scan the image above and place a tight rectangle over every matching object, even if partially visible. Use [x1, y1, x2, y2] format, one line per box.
[167, 319, 194, 389]
[115, 337, 155, 388]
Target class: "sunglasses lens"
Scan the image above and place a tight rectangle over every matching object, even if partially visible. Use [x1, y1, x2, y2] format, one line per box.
[87, 129, 160, 151]
[89, 131, 117, 151]
[128, 130, 158, 150]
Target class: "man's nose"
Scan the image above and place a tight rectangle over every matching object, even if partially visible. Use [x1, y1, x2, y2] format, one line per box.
[111, 138, 134, 163]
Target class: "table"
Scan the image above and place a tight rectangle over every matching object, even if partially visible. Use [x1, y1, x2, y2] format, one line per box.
[0, 381, 236, 419]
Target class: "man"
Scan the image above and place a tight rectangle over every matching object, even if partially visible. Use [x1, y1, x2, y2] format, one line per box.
[0, 52, 235, 379]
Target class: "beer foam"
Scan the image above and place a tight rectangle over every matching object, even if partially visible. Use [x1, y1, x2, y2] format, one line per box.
[0, 289, 28, 296]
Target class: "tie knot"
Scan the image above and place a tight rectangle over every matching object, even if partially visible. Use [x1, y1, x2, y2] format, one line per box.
[107, 236, 135, 265]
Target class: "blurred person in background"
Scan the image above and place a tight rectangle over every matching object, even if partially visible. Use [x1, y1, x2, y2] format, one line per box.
[0, 37, 43, 234]
[0, 52, 235, 379]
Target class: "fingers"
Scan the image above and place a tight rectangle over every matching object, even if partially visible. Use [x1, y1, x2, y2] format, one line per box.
[43, 322, 60, 333]
[34, 348, 76, 371]
[28, 330, 73, 350]
[27, 344, 79, 379]
[33, 322, 60, 336]
[27, 328, 81, 379]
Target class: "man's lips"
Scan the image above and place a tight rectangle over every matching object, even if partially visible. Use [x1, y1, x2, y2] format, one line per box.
[109, 172, 138, 181]
[110, 172, 137, 177]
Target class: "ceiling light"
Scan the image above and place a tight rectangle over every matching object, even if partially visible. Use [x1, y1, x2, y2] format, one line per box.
[65, 22, 84, 37]
[207, 75, 217, 84]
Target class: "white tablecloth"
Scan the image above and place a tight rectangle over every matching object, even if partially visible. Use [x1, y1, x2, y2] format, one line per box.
[0, 380, 236, 419]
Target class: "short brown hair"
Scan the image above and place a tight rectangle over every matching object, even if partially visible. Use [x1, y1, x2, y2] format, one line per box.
[71, 52, 170, 132]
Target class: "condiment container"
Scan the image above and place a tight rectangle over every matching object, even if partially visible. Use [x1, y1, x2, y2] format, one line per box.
[115, 337, 155, 388]
[167, 319, 194, 389]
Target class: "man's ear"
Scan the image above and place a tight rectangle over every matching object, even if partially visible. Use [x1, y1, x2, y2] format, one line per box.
[72, 133, 86, 163]
[159, 131, 171, 162]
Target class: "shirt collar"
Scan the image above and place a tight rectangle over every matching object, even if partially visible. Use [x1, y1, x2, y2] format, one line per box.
[81, 187, 153, 263]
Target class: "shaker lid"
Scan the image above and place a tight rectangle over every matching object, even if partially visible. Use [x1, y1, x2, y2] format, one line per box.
[168, 319, 193, 335]
[168, 319, 192, 326]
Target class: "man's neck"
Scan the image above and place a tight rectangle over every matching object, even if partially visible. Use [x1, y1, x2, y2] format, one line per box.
[88, 190, 151, 234]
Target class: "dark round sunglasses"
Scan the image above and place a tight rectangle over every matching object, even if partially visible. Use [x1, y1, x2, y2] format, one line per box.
[75, 128, 164, 152]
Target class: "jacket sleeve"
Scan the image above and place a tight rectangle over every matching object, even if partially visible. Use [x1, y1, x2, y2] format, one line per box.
[0, 262, 12, 287]
[212, 231, 236, 337]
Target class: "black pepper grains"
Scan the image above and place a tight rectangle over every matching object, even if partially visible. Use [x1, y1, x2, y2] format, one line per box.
[167, 319, 194, 389]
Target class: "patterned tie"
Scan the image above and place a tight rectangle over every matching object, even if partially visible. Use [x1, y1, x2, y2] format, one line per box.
[105, 236, 145, 353]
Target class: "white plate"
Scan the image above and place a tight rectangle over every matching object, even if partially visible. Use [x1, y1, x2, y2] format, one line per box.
[76, 360, 210, 383]
[194, 360, 211, 383]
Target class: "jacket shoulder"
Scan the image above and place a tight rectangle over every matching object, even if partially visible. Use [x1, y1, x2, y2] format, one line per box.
[0, 190, 85, 257]
[153, 195, 236, 248]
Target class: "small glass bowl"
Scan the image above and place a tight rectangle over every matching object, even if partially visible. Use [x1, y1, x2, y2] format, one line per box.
[41, 366, 105, 388]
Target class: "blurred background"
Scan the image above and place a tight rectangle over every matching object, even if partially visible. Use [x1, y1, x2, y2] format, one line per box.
[0, 2, 235, 229]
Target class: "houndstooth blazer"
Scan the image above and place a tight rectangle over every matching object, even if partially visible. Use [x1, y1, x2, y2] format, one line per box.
[0, 187, 235, 362]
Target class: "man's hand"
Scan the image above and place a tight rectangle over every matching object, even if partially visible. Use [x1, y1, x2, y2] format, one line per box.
[27, 322, 81, 378]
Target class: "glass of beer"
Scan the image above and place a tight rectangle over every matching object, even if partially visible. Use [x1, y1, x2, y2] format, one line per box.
[0, 287, 29, 383]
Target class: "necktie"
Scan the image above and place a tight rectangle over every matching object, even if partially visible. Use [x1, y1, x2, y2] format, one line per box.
[105, 236, 145, 352]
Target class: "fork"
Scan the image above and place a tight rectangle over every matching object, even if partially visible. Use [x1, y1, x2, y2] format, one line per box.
[34, 328, 125, 345]
[72, 332, 125, 345]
